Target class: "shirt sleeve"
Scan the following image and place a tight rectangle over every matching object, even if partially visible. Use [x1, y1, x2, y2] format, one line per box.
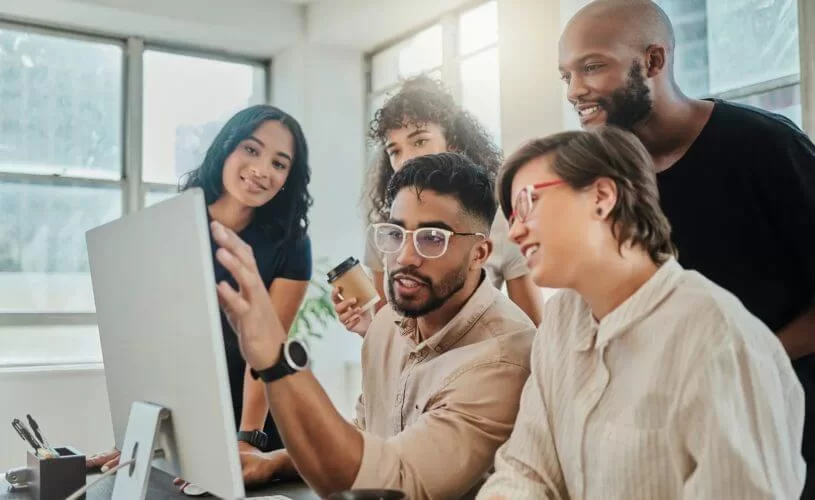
[352, 362, 529, 500]
[760, 129, 815, 292]
[679, 339, 806, 498]
[476, 338, 568, 500]
[277, 235, 312, 281]
[352, 393, 366, 431]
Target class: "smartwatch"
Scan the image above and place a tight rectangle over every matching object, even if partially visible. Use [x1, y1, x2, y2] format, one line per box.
[237, 430, 268, 450]
[250, 339, 310, 383]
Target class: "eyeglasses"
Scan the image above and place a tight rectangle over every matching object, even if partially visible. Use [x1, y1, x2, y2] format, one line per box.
[509, 180, 565, 225]
[370, 222, 485, 259]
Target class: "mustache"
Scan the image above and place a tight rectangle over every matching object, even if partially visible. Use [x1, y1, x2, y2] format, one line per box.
[389, 266, 432, 285]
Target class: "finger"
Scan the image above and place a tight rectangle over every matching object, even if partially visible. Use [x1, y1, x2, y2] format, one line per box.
[339, 308, 361, 324]
[331, 287, 343, 304]
[216, 281, 251, 317]
[100, 456, 120, 472]
[211, 221, 258, 273]
[173, 478, 185, 486]
[334, 297, 357, 315]
[346, 317, 361, 329]
[215, 248, 266, 300]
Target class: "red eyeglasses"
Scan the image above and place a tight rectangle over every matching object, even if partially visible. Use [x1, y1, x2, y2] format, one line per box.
[508, 180, 565, 225]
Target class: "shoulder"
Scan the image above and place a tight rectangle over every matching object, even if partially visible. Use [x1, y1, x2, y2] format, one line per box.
[710, 99, 808, 146]
[473, 290, 536, 369]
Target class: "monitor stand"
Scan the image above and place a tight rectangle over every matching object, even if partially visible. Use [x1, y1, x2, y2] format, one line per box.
[111, 402, 179, 500]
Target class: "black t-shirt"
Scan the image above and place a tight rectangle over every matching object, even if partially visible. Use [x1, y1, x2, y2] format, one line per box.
[657, 99, 815, 457]
[209, 215, 312, 451]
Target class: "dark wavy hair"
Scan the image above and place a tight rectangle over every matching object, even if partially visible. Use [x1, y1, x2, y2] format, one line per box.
[387, 152, 497, 233]
[179, 105, 312, 242]
[366, 75, 502, 223]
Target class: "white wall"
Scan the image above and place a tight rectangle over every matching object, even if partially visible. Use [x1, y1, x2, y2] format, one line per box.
[272, 40, 368, 417]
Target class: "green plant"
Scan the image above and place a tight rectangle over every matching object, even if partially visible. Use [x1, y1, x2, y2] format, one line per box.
[289, 258, 338, 341]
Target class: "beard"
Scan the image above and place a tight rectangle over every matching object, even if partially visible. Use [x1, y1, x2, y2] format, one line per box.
[600, 60, 653, 130]
[387, 263, 468, 318]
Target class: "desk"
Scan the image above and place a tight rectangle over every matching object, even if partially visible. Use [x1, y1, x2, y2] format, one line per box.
[1, 468, 319, 500]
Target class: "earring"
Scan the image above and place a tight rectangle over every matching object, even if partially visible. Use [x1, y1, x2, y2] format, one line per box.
[596, 208, 603, 216]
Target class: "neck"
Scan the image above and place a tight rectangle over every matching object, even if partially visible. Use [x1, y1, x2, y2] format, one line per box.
[630, 84, 713, 172]
[572, 247, 659, 321]
[415, 271, 482, 341]
[208, 196, 254, 232]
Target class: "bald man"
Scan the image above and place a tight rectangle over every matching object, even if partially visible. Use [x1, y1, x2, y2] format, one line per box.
[555, 0, 815, 494]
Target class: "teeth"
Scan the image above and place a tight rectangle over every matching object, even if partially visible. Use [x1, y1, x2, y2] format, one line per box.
[578, 105, 599, 117]
[524, 246, 539, 259]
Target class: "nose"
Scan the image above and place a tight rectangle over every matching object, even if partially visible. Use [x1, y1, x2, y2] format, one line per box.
[508, 216, 529, 246]
[395, 233, 423, 268]
[248, 164, 269, 179]
[566, 73, 590, 104]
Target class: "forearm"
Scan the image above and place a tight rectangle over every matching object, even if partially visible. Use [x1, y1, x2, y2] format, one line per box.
[506, 276, 544, 326]
[263, 449, 301, 480]
[240, 366, 270, 431]
[264, 370, 363, 497]
[778, 304, 815, 360]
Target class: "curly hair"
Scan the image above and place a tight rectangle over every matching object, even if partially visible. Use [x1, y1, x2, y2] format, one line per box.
[179, 105, 312, 243]
[365, 75, 502, 223]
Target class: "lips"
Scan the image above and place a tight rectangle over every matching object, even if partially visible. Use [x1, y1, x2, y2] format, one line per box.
[239, 175, 268, 193]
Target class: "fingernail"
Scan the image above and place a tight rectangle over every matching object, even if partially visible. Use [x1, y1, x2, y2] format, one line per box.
[101, 465, 109, 472]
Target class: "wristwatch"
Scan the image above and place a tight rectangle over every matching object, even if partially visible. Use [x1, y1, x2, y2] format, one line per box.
[237, 429, 268, 450]
[249, 339, 310, 383]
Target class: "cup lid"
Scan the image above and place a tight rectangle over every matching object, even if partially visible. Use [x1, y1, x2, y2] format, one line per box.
[327, 257, 359, 282]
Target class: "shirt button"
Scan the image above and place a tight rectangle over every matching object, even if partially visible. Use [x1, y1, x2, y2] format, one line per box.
[434, 346, 442, 353]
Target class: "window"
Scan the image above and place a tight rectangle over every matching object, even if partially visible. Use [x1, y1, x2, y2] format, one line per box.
[370, 24, 443, 94]
[0, 22, 269, 367]
[659, 0, 802, 127]
[142, 50, 266, 186]
[459, 1, 501, 144]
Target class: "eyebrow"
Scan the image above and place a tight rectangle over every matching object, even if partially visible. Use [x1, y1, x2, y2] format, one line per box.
[247, 135, 292, 162]
[558, 53, 608, 71]
[384, 128, 431, 150]
[387, 219, 455, 232]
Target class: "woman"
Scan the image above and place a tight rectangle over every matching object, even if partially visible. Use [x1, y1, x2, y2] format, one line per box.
[339, 76, 543, 333]
[476, 126, 805, 498]
[87, 105, 313, 473]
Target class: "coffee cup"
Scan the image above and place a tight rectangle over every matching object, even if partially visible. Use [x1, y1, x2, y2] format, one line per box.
[327, 257, 380, 311]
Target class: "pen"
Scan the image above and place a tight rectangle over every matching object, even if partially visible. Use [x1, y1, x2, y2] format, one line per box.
[11, 419, 41, 451]
[26, 415, 52, 452]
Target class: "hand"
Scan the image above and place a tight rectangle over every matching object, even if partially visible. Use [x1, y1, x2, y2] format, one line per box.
[332, 287, 373, 338]
[240, 449, 284, 486]
[86, 448, 120, 471]
[238, 440, 259, 454]
[211, 221, 286, 371]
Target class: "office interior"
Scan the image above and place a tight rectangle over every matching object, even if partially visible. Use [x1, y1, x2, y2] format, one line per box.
[0, 0, 813, 474]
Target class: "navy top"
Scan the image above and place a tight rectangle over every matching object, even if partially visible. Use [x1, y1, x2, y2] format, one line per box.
[657, 99, 815, 462]
[209, 213, 312, 451]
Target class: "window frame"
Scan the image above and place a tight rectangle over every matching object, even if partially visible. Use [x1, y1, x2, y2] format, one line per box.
[0, 18, 271, 365]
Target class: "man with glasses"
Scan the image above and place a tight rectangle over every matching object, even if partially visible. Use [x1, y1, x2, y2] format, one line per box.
[228, 152, 535, 499]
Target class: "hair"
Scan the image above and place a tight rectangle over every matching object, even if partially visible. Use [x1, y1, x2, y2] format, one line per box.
[179, 104, 312, 242]
[365, 75, 502, 223]
[386, 152, 497, 233]
[498, 126, 676, 264]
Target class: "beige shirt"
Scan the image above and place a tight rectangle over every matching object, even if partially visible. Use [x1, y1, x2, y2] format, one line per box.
[352, 275, 535, 499]
[364, 212, 529, 290]
[477, 259, 806, 500]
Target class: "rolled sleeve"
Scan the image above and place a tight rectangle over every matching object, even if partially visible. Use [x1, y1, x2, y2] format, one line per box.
[363, 236, 384, 273]
[352, 362, 530, 500]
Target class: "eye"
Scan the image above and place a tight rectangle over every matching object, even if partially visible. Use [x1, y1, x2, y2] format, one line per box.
[560, 73, 571, 83]
[414, 138, 429, 148]
[243, 145, 259, 156]
[584, 63, 604, 73]
[419, 230, 446, 245]
[272, 160, 288, 170]
[387, 149, 399, 158]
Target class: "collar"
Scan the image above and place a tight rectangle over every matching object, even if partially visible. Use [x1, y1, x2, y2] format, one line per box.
[573, 258, 683, 351]
[396, 271, 497, 356]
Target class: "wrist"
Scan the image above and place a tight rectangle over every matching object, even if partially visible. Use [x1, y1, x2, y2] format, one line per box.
[248, 340, 284, 372]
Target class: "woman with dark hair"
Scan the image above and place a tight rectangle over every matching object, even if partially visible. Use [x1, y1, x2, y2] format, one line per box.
[339, 76, 543, 335]
[87, 105, 313, 480]
[477, 126, 805, 499]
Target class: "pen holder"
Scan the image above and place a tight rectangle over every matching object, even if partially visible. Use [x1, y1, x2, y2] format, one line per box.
[26, 446, 86, 500]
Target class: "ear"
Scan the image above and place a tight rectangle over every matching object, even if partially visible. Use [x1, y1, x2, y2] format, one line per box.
[591, 177, 617, 220]
[470, 238, 493, 271]
[644, 45, 666, 78]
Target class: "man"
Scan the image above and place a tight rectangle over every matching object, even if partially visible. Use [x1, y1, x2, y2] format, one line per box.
[557, 0, 815, 490]
[360, 75, 544, 325]
[213, 153, 535, 499]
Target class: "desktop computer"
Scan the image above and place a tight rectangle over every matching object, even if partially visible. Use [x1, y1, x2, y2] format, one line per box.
[86, 189, 245, 499]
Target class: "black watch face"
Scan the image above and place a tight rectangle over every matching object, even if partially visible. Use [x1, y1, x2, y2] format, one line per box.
[286, 341, 308, 369]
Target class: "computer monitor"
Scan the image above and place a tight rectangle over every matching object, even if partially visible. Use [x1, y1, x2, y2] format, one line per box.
[86, 188, 245, 499]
